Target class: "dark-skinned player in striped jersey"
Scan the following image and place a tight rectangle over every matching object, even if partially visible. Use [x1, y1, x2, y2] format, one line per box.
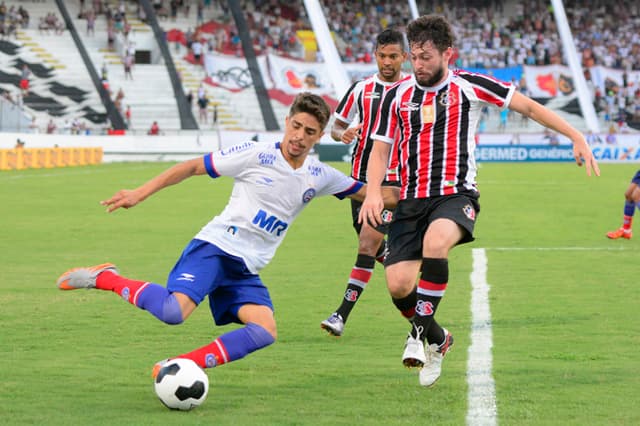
[321, 28, 410, 337]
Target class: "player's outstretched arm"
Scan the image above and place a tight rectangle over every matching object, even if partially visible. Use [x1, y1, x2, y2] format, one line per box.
[357, 140, 392, 226]
[508, 91, 601, 177]
[101, 157, 207, 213]
[350, 184, 399, 209]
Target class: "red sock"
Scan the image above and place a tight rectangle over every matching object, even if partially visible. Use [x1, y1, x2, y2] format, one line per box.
[177, 338, 229, 369]
[96, 271, 150, 305]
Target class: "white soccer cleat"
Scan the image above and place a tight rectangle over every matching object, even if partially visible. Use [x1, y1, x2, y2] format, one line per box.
[402, 334, 427, 368]
[320, 313, 345, 336]
[419, 328, 454, 387]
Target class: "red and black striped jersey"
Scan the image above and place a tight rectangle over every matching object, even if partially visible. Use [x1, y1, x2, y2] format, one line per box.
[373, 69, 515, 200]
[334, 73, 410, 182]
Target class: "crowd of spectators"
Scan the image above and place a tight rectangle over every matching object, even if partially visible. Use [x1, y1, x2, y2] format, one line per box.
[37, 12, 65, 35]
[223, 0, 639, 71]
[0, 2, 30, 39]
[3, 0, 639, 133]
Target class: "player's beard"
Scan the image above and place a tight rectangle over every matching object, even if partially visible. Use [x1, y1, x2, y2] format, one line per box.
[416, 65, 445, 87]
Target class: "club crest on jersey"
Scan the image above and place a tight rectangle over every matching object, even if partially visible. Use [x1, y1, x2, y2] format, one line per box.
[302, 188, 316, 203]
[438, 90, 457, 106]
[462, 204, 476, 221]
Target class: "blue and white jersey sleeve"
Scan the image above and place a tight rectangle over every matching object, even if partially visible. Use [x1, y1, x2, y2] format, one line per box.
[195, 142, 362, 273]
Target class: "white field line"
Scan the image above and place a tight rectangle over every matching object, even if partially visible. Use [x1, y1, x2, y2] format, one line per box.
[467, 248, 497, 426]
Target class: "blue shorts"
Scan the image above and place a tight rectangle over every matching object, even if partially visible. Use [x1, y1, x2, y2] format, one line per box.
[167, 239, 273, 326]
[631, 170, 640, 186]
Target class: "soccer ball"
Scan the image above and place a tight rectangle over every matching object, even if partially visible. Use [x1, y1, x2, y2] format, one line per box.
[154, 358, 209, 410]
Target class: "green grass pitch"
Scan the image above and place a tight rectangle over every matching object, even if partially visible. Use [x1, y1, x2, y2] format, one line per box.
[1, 161, 638, 425]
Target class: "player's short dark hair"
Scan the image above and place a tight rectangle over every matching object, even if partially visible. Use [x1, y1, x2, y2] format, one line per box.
[289, 92, 331, 129]
[375, 28, 405, 50]
[406, 14, 455, 53]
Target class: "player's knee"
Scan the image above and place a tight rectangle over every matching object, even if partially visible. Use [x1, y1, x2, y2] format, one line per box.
[386, 279, 414, 299]
[161, 294, 185, 325]
[246, 323, 276, 348]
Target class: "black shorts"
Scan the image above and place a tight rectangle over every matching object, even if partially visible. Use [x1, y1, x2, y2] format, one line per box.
[385, 192, 480, 266]
[350, 199, 394, 235]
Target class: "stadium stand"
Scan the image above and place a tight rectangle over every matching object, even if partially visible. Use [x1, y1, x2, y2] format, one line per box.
[1, 1, 107, 133]
[1, 0, 638, 135]
[66, 0, 183, 132]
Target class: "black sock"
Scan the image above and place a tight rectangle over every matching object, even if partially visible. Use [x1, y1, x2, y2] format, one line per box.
[335, 254, 375, 321]
[391, 286, 417, 323]
[413, 258, 448, 342]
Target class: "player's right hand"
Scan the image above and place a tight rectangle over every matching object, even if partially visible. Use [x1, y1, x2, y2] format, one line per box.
[100, 189, 143, 213]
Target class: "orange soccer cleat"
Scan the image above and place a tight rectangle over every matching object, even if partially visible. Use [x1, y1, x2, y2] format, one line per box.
[57, 263, 118, 290]
[606, 228, 632, 240]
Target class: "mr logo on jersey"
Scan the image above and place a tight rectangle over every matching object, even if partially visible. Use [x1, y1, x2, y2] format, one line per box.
[252, 209, 288, 236]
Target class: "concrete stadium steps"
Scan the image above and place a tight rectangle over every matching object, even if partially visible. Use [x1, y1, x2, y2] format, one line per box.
[109, 65, 181, 131]
[3, 16, 107, 129]
[171, 46, 266, 131]
[62, 0, 180, 131]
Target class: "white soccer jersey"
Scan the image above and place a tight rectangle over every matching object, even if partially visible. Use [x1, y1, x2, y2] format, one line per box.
[195, 141, 363, 273]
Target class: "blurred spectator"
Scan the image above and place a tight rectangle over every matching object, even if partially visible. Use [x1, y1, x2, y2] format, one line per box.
[586, 130, 602, 145]
[46, 119, 57, 134]
[198, 91, 209, 123]
[28, 117, 39, 133]
[19, 65, 30, 95]
[125, 105, 131, 129]
[543, 129, 560, 145]
[148, 121, 161, 135]
[86, 9, 95, 36]
[605, 124, 617, 144]
[123, 52, 134, 79]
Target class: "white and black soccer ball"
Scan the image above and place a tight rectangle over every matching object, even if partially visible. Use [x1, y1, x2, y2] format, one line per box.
[154, 358, 209, 410]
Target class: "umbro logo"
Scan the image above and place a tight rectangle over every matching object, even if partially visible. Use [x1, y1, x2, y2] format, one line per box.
[400, 101, 420, 111]
[177, 273, 196, 282]
[256, 176, 274, 186]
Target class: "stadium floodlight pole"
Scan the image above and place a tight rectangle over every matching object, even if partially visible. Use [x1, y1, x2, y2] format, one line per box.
[408, 0, 420, 20]
[302, 0, 351, 97]
[550, 0, 600, 133]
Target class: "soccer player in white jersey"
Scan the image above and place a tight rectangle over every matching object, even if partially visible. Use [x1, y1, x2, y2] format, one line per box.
[321, 28, 409, 337]
[56, 93, 399, 376]
[359, 15, 599, 387]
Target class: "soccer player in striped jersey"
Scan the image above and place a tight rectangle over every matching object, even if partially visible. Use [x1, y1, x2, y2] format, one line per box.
[321, 28, 409, 337]
[56, 93, 399, 377]
[359, 15, 599, 387]
[606, 170, 640, 239]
